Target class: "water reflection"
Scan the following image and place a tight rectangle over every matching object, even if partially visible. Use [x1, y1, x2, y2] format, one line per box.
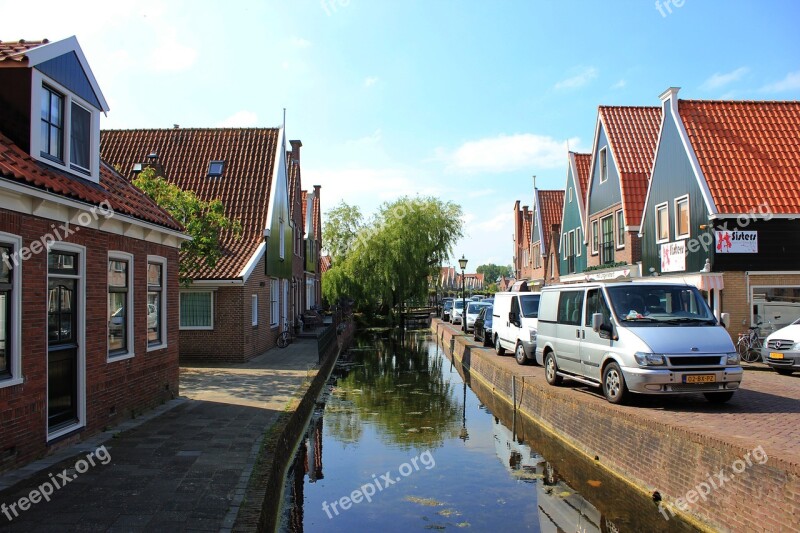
[279, 330, 698, 532]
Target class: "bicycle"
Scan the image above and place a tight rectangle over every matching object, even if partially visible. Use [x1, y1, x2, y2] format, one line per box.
[736, 325, 764, 363]
[276, 321, 294, 349]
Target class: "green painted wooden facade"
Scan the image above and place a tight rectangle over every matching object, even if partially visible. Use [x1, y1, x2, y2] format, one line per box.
[559, 161, 587, 275]
[265, 138, 293, 279]
[587, 126, 622, 217]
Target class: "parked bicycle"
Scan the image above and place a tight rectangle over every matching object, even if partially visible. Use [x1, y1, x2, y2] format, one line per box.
[276, 321, 294, 349]
[736, 324, 764, 363]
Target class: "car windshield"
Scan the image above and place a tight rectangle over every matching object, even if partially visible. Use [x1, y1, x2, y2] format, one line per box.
[606, 285, 716, 325]
[520, 294, 540, 318]
[454, 301, 465, 310]
[443, 301, 453, 310]
[467, 302, 487, 314]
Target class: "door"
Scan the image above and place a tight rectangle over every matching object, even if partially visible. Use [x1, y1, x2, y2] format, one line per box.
[580, 288, 613, 381]
[555, 290, 584, 374]
[47, 251, 80, 432]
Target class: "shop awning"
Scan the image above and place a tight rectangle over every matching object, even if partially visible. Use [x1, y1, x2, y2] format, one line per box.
[636, 272, 724, 291]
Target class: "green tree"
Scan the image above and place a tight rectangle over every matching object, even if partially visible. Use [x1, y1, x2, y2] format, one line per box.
[322, 196, 462, 318]
[133, 168, 242, 284]
[322, 201, 364, 262]
[476, 263, 513, 284]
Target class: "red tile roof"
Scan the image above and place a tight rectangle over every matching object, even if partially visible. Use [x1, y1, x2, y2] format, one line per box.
[301, 190, 308, 234]
[312, 189, 321, 240]
[0, 39, 48, 63]
[523, 210, 532, 245]
[679, 100, 800, 215]
[573, 152, 592, 203]
[599, 106, 661, 227]
[536, 190, 565, 256]
[0, 132, 180, 231]
[320, 255, 332, 273]
[100, 128, 281, 280]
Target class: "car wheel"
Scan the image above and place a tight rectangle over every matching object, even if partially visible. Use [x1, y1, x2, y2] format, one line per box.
[494, 335, 505, 355]
[473, 330, 479, 342]
[544, 352, 562, 386]
[602, 362, 629, 404]
[775, 369, 795, 376]
[703, 391, 735, 403]
[515, 342, 529, 365]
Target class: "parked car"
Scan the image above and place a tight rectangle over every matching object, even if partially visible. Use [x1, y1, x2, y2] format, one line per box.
[470, 295, 482, 302]
[536, 282, 742, 404]
[493, 291, 541, 365]
[451, 299, 466, 325]
[442, 299, 454, 322]
[473, 304, 494, 346]
[465, 301, 491, 332]
[761, 317, 800, 375]
[481, 297, 494, 304]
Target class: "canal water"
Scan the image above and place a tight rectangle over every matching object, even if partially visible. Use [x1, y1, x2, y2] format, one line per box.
[278, 329, 698, 532]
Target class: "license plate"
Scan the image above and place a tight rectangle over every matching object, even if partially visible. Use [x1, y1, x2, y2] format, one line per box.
[684, 374, 715, 384]
[770, 352, 784, 359]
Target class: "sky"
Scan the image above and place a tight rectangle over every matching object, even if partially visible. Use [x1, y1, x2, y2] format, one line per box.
[3, 0, 800, 274]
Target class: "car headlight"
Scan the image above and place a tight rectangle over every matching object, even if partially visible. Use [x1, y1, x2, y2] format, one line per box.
[530, 329, 537, 343]
[634, 351, 666, 366]
[726, 352, 740, 365]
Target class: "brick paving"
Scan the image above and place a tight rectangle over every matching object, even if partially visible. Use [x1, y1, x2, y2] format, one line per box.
[0, 338, 320, 532]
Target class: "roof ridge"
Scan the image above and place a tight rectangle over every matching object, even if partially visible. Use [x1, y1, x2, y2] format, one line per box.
[100, 126, 282, 133]
[681, 99, 800, 105]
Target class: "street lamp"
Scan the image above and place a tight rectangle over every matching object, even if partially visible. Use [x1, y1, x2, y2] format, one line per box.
[458, 255, 468, 332]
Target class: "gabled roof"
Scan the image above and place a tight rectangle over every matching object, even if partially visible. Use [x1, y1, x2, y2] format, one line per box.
[320, 255, 332, 274]
[0, 132, 181, 231]
[100, 127, 282, 280]
[533, 190, 565, 258]
[594, 106, 661, 227]
[288, 155, 301, 221]
[0, 39, 49, 62]
[679, 100, 800, 215]
[523, 210, 532, 246]
[573, 152, 591, 204]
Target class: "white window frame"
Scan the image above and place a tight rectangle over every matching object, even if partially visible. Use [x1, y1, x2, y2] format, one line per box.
[179, 290, 214, 331]
[616, 209, 625, 249]
[675, 195, 691, 240]
[107, 251, 134, 362]
[655, 202, 670, 244]
[30, 70, 100, 183]
[270, 278, 280, 327]
[0, 232, 23, 389]
[279, 220, 286, 260]
[251, 294, 258, 326]
[576, 228, 582, 257]
[599, 147, 608, 184]
[591, 220, 599, 255]
[569, 187, 573, 203]
[562, 233, 568, 260]
[146, 255, 168, 352]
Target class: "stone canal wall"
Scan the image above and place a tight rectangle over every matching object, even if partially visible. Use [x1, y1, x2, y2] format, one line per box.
[432, 319, 800, 533]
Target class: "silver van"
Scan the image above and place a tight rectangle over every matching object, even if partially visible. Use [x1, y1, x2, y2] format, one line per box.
[535, 282, 742, 404]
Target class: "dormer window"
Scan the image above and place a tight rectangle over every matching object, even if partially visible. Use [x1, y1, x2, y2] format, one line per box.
[41, 86, 64, 161]
[208, 160, 225, 177]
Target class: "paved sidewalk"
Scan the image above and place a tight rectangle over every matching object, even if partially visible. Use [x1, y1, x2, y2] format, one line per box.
[0, 338, 320, 532]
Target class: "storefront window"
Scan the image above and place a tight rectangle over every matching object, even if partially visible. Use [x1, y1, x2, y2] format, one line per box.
[751, 286, 800, 335]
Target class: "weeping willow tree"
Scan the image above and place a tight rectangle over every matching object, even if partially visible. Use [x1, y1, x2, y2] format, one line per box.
[322, 196, 462, 320]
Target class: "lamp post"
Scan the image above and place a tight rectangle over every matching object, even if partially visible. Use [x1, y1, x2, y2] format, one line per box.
[458, 255, 468, 332]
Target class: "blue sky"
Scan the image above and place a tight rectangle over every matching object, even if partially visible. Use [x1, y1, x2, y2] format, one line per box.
[4, 0, 799, 273]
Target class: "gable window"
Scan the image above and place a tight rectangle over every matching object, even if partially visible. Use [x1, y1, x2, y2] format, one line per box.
[591, 220, 599, 255]
[41, 86, 64, 161]
[208, 160, 225, 177]
[180, 291, 213, 330]
[656, 202, 669, 243]
[675, 196, 690, 239]
[108, 253, 133, 359]
[70, 102, 91, 172]
[147, 257, 167, 350]
[270, 279, 280, 327]
[599, 147, 608, 184]
[0, 235, 22, 388]
[616, 210, 625, 249]
[569, 187, 573, 203]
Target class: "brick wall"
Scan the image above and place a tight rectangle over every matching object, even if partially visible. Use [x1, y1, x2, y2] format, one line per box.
[432, 319, 800, 532]
[722, 272, 800, 342]
[0, 208, 179, 473]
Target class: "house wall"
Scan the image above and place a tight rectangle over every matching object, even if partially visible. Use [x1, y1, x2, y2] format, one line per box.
[560, 165, 588, 276]
[0, 208, 179, 473]
[587, 127, 622, 216]
[587, 203, 640, 268]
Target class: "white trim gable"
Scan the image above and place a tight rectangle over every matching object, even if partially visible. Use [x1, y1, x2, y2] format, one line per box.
[265, 128, 290, 244]
[238, 242, 266, 281]
[304, 191, 315, 239]
[565, 152, 587, 234]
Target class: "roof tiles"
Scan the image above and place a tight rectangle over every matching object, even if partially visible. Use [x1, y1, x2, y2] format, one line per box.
[573, 152, 592, 203]
[0, 39, 48, 62]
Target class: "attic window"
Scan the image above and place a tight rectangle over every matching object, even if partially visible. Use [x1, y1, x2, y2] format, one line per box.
[132, 163, 143, 174]
[208, 160, 225, 177]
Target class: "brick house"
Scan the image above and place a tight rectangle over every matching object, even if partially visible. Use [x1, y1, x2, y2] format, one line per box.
[584, 106, 661, 279]
[302, 184, 322, 310]
[101, 127, 304, 363]
[512, 200, 533, 282]
[640, 88, 800, 341]
[528, 188, 564, 289]
[0, 37, 187, 471]
[558, 152, 592, 281]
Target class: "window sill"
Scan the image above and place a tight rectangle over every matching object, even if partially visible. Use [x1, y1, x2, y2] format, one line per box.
[179, 327, 214, 331]
[0, 376, 24, 390]
[107, 352, 134, 363]
[47, 421, 84, 442]
[146, 342, 168, 353]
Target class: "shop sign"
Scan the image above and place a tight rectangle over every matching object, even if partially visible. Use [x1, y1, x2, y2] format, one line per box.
[660, 240, 686, 273]
[715, 230, 758, 253]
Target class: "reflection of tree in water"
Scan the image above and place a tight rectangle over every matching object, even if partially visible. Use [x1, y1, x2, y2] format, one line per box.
[326, 331, 462, 449]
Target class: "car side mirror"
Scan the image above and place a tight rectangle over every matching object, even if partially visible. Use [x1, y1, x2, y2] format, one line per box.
[508, 312, 520, 326]
[721, 312, 731, 329]
[592, 312, 604, 332]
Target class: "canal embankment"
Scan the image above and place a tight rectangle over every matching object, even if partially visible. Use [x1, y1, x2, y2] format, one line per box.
[432, 318, 800, 533]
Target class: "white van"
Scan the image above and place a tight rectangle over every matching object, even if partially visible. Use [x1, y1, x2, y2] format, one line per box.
[492, 291, 541, 365]
[535, 282, 742, 404]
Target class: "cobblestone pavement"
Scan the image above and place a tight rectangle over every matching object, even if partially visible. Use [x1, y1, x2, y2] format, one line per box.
[0, 338, 320, 532]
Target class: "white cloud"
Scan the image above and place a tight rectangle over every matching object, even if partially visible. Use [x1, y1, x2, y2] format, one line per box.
[611, 79, 627, 89]
[216, 110, 259, 128]
[700, 67, 749, 90]
[474, 211, 512, 232]
[291, 37, 312, 48]
[364, 76, 379, 88]
[437, 133, 580, 174]
[760, 70, 800, 93]
[554, 66, 598, 90]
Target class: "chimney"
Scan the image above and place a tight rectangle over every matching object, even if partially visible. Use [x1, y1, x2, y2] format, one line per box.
[290, 140, 302, 163]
